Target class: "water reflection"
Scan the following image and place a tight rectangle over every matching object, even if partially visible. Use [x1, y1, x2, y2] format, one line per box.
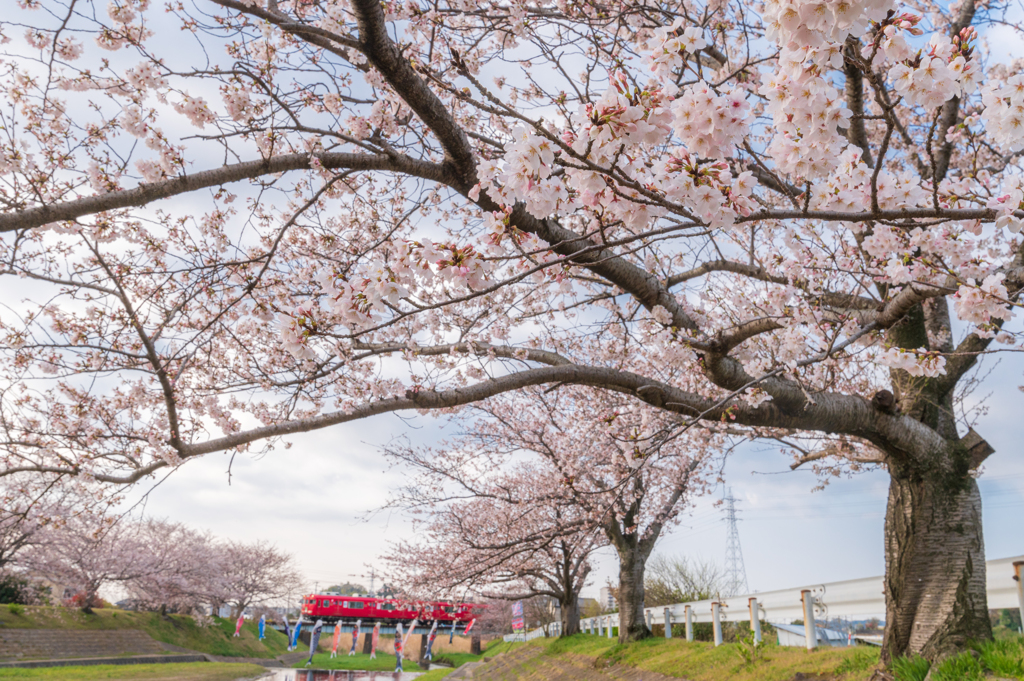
[260, 670, 426, 681]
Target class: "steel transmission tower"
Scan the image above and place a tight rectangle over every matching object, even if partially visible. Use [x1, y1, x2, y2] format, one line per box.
[722, 489, 749, 596]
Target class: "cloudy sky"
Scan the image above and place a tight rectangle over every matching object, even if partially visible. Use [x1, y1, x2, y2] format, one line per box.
[126, 344, 1024, 603]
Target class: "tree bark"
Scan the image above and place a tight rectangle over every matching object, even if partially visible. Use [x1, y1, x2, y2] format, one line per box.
[616, 544, 651, 642]
[560, 591, 581, 636]
[881, 470, 991, 663]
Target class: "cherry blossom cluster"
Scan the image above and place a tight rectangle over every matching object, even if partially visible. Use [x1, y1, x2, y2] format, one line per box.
[876, 346, 947, 377]
[871, 11, 924, 62]
[953, 273, 1014, 328]
[764, 0, 891, 54]
[565, 74, 674, 162]
[484, 126, 566, 217]
[646, 19, 709, 85]
[980, 71, 1024, 152]
[888, 30, 979, 110]
[653, 151, 756, 229]
[283, 239, 497, 359]
[987, 175, 1024, 234]
[760, 50, 852, 179]
[670, 81, 750, 160]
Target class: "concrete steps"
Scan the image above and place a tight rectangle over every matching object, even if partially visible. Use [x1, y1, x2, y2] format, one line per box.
[0, 629, 168, 662]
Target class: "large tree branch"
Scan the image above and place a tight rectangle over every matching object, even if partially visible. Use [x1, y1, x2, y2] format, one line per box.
[350, 0, 476, 178]
[10, 363, 929, 484]
[1, 152, 447, 233]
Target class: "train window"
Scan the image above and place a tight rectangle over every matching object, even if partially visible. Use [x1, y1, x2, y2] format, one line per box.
[443, 607, 455, 613]
[344, 601, 364, 609]
[381, 603, 395, 611]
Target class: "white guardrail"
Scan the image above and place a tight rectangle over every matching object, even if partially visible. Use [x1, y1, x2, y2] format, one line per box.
[508, 555, 1024, 644]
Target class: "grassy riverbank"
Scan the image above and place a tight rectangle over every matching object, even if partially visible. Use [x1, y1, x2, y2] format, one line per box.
[0, 606, 290, 658]
[437, 633, 1024, 681]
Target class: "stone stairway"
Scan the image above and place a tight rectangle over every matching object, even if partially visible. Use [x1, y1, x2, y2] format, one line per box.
[0, 629, 169, 662]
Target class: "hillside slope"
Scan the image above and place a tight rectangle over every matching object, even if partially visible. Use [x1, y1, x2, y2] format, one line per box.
[0, 607, 289, 659]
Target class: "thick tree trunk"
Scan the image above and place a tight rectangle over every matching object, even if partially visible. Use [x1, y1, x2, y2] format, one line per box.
[882, 472, 991, 663]
[616, 546, 650, 642]
[560, 591, 581, 636]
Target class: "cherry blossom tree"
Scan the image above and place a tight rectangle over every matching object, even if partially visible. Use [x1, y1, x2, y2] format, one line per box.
[1, 0, 1023, 663]
[16, 512, 160, 611]
[217, 538, 304, 619]
[384, 386, 716, 640]
[384, 464, 603, 637]
[121, 520, 226, 614]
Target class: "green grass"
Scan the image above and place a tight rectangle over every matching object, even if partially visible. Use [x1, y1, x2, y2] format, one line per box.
[414, 670, 454, 681]
[0, 606, 290, 659]
[453, 631, 1024, 681]
[891, 655, 930, 681]
[429, 640, 516, 669]
[553, 634, 880, 681]
[291, 652, 403, 670]
[887, 636, 1024, 681]
[975, 637, 1024, 677]
[930, 653, 985, 681]
[0, 662, 266, 680]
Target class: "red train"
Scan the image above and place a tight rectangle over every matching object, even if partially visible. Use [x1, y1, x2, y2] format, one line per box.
[300, 594, 482, 624]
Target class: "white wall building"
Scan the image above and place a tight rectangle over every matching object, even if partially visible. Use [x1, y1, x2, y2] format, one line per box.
[599, 587, 617, 612]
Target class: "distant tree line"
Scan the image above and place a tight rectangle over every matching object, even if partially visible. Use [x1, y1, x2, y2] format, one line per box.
[0, 487, 303, 619]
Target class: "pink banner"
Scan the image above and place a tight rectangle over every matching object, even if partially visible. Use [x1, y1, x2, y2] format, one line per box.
[370, 623, 380, 659]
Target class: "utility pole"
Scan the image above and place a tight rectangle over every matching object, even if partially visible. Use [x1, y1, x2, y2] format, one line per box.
[723, 488, 749, 596]
[349, 566, 380, 597]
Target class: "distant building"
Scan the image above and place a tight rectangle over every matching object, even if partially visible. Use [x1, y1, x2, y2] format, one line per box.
[546, 597, 600, 618]
[599, 587, 617, 611]
[775, 623, 849, 647]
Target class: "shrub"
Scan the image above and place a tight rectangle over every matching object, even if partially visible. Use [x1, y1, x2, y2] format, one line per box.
[734, 630, 765, 665]
[0, 573, 50, 605]
[6, 603, 24, 615]
[66, 591, 108, 612]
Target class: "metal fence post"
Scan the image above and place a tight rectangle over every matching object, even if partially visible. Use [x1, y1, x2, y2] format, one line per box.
[664, 608, 672, 639]
[597, 617, 603, 637]
[646, 609, 653, 632]
[607, 616, 614, 639]
[712, 602, 723, 646]
[1015, 561, 1024, 633]
[685, 605, 694, 642]
[801, 590, 818, 650]
[749, 597, 762, 644]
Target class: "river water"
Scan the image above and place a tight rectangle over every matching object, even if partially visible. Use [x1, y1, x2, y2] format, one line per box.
[260, 669, 430, 680]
